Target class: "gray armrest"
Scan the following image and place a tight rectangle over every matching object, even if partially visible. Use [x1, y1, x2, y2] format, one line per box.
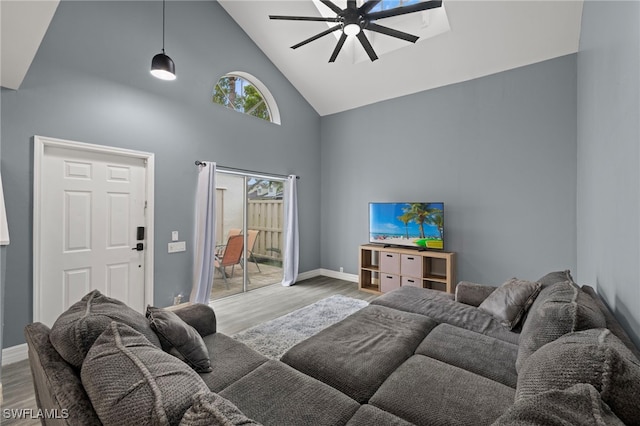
[455, 281, 497, 307]
[173, 303, 217, 337]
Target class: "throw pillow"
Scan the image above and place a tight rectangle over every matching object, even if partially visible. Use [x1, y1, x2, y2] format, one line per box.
[179, 391, 263, 426]
[516, 328, 640, 425]
[454, 281, 497, 307]
[494, 383, 624, 426]
[50, 289, 161, 368]
[516, 280, 606, 372]
[146, 306, 212, 373]
[536, 269, 576, 288]
[477, 278, 541, 330]
[81, 321, 209, 426]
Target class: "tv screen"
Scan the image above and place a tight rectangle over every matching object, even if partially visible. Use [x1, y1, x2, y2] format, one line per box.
[369, 202, 444, 250]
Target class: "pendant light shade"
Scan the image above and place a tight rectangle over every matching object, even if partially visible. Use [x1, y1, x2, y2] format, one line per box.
[151, 51, 176, 80]
[151, 0, 175, 81]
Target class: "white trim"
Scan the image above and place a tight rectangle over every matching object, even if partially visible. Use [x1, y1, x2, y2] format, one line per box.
[33, 135, 155, 323]
[2, 343, 28, 366]
[296, 268, 358, 283]
[319, 268, 359, 283]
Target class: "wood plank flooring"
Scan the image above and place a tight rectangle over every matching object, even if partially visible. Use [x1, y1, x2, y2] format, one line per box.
[1, 276, 376, 425]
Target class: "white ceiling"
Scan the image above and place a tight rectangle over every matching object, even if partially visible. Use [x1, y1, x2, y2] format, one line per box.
[219, 0, 584, 116]
[0, 0, 60, 90]
[1, 1, 583, 116]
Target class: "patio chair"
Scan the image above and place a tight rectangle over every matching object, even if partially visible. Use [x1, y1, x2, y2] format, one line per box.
[216, 228, 242, 257]
[247, 229, 261, 273]
[214, 234, 243, 289]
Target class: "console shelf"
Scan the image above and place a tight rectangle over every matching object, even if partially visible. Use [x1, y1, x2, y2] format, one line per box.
[359, 244, 456, 294]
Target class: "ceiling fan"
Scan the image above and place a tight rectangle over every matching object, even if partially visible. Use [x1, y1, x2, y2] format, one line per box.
[269, 0, 443, 63]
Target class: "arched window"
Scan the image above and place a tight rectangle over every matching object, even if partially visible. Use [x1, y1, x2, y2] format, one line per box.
[212, 72, 281, 125]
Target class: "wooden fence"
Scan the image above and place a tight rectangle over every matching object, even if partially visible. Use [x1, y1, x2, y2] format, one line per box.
[248, 199, 283, 261]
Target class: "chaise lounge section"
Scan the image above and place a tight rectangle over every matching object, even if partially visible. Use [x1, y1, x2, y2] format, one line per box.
[24, 270, 640, 425]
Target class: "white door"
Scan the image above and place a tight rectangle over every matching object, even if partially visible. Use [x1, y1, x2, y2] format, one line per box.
[34, 136, 154, 326]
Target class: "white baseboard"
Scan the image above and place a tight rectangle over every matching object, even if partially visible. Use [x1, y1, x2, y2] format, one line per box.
[2, 343, 28, 366]
[319, 268, 359, 282]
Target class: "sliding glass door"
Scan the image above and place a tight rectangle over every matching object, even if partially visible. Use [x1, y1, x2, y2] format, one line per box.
[211, 171, 284, 300]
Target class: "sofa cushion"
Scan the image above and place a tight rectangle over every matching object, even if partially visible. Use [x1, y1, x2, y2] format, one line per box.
[516, 328, 640, 425]
[372, 286, 520, 344]
[581, 285, 640, 361]
[281, 305, 437, 403]
[220, 360, 360, 426]
[179, 391, 262, 426]
[81, 321, 208, 426]
[24, 322, 102, 426]
[536, 269, 575, 288]
[478, 278, 541, 330]
[516, 280, 606, 372]
[370, 355, 515, 426]
[416, 323, 518, 388]
[455, 281, 497, 307]
[198, 333, 268, 393]
[146, 306, 212, 373]
[494, 383, 624, 426]
[346, 405, 416, 426]
[173, 303, 217, 337]
[50, 290, 161, 368]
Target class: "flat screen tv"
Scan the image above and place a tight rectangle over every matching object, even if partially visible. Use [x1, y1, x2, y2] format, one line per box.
[369, 202, 444, 250]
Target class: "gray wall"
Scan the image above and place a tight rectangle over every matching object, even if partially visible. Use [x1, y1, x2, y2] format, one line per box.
[0, 1, 321, 348]
[577, 1, 640, 347]
[320, 55, 578, 285]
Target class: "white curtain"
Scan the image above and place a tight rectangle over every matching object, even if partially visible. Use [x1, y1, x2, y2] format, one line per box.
[190, 162, 216, 303]
[0, 173, 9, 245]
[281, 175, 299, 286]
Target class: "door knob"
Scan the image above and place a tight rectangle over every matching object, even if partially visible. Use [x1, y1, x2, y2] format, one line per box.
[132, 243, 144, 251]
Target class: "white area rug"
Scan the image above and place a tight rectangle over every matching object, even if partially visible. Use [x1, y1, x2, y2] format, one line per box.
[232, 295, 369, 360]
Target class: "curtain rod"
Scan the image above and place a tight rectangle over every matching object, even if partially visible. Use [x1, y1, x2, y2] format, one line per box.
[194, 161, 300, 180]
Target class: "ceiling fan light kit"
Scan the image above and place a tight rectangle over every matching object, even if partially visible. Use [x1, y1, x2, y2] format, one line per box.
[269, 0, 443, 63]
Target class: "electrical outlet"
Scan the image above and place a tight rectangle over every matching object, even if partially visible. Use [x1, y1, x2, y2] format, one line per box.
[168, 241, 186, 253]
[339, 266, 344, 273]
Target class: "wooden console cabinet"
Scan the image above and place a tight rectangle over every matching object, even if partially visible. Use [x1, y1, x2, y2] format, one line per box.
[359, 244, 456, 294]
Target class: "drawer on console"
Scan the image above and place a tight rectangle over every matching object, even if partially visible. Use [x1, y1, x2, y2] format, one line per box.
[401, 254, 422, 277]
[401, 276, 423, 288]
[380, 252, 400, 274]
[381, 274, 401, 293]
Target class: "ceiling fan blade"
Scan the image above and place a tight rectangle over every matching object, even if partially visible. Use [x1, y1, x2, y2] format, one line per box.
[291, 24, 342, 49]
[320, 0, 343, 14]
[366, 22, 419, 43]
[270, 15, 340, 22]
[347, 0, 357, 10]
[359, 0, 382, 14]
[366, 0, 442, 20]
[329, 33, 348, 62]
[356, 32, 379, 62]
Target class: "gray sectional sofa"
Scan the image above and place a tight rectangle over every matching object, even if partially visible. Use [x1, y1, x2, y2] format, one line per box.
[24, 270, 640, 425]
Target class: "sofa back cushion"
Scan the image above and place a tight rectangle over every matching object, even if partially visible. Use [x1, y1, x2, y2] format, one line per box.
[50, 290, 161, 368]
[516, 280, 605, 372]
[81, 321, 208, 426]
[495, 383, 624, 426]
[516, 328, 640, 425]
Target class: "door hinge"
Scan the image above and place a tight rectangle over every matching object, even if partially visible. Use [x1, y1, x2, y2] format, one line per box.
[144, 201, 147, 209]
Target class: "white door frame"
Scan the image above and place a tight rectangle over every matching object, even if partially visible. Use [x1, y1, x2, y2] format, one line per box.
[33, 135, 155, 322]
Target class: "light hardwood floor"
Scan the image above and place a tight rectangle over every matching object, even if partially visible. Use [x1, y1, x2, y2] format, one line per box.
[1, 276, 376, 425]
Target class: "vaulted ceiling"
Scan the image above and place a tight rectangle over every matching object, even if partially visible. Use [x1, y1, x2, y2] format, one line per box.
[219, 0, 584, 115]
[2, 1, 583, 117]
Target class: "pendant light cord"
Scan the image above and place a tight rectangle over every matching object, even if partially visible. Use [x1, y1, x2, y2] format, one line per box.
[162, 0, 166, 53]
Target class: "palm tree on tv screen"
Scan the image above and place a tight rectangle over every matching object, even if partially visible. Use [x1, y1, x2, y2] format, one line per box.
[397, 212, 413, 239]
[405, 203, 443, 239]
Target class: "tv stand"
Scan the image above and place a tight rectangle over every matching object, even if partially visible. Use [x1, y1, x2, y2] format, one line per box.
[359, 244, 456, 294]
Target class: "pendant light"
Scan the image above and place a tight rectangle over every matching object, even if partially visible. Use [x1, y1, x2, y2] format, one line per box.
[151, 0, 176, 80]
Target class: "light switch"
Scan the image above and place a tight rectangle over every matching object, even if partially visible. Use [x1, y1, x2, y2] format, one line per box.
[171, 231, 179, 241]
